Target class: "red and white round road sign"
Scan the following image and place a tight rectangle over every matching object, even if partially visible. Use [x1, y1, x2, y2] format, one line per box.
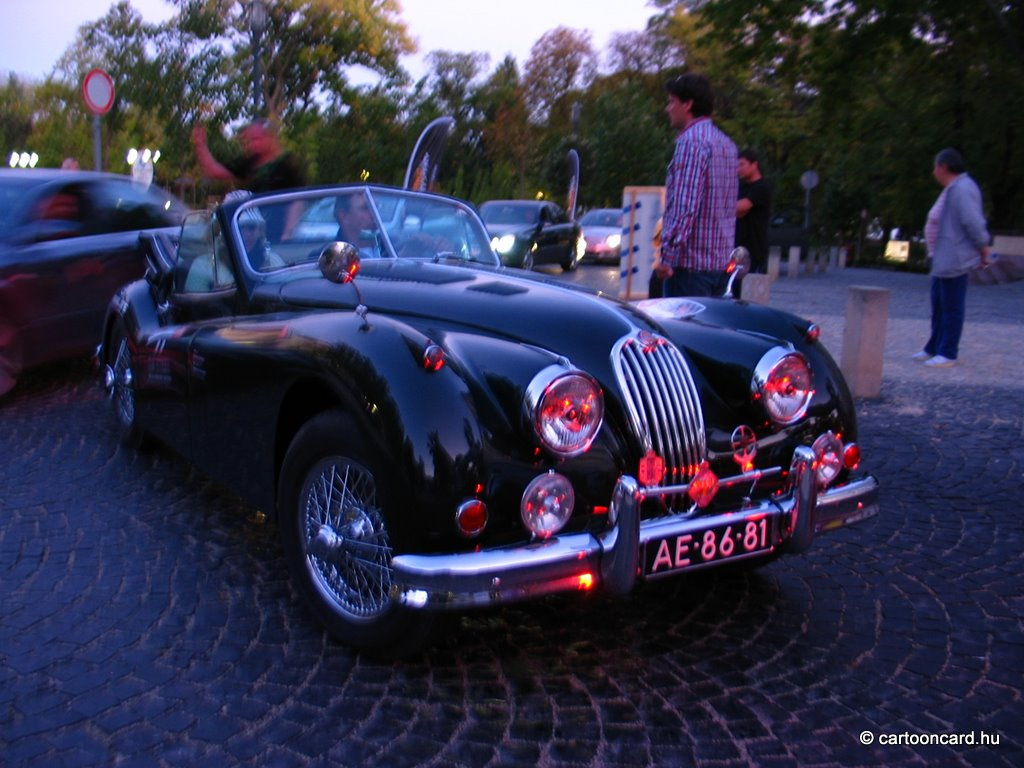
[82, 69, 115, 116]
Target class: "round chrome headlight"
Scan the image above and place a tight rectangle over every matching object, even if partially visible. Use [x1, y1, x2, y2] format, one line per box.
[521, 471, 574, 538]
[525, 366, 604, 457]
[752, 348, 814, 426]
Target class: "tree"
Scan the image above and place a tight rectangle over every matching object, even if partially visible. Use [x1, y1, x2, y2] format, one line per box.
[522, 27, 597, 127]
[474, 56, 533, 200]
[229, 0, 416, 121]
[0, 76, 39, 163]
[676, 0, 1024, 231]
[404, 50, 491, 196]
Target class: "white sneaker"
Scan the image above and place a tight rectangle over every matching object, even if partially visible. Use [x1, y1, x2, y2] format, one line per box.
[924, 355, 956, 367]
[911, 350, 930, 361]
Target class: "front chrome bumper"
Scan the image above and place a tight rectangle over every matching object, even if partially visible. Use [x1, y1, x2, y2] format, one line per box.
[391, 447, 880, 610]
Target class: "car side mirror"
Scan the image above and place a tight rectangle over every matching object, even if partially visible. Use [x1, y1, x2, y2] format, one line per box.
[722, 247, 751, 298]
[318, 241, 361, 284]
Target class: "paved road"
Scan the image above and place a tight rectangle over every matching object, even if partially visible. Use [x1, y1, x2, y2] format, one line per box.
[2, 265, 1022, 767]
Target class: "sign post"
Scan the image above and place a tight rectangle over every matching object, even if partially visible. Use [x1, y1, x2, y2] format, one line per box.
[82, 69, 115, 171]
[800, 169, 819, 230]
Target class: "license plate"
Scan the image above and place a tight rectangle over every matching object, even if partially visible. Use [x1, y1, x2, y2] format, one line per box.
[644, 515, 778, 576]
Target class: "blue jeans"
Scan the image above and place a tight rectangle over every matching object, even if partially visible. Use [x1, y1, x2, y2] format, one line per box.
[662, 268, 725, 298]
[924, 274, 967, 360]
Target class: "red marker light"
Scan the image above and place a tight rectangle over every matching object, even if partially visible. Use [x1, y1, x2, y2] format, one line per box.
[422, 343, 445, 371]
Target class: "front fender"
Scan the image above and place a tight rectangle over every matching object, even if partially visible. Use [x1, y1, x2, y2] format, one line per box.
[266, 312, 490, 551]
[98, 279, 158, 364]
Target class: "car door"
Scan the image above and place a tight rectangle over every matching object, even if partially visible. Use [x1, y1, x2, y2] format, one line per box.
[161, 210, 267, 490]
[134, 211, 238, 459]
[535, 203, 574, 265]
[8, 178, 166, 370]
[6, 181, 124, 366]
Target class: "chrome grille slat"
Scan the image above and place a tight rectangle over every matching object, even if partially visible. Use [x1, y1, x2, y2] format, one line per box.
[612, 332, 706, 496]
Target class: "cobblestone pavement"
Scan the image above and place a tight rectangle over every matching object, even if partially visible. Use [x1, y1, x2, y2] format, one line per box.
[2, 267, 1022, 767]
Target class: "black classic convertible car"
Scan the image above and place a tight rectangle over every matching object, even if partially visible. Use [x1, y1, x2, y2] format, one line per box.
[99, 184, 878, 657]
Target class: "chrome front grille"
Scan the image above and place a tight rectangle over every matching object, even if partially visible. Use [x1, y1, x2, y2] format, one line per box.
[612, 332, 706, 492]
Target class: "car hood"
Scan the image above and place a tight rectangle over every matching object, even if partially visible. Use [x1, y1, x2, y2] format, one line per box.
[582, 225, 619, 238]
[267, 260, 790, 386]
[274, 259, 642, 358]
[484, 222, 537, 238]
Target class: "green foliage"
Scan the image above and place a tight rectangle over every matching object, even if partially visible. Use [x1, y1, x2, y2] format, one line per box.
[2, 0, 1020, 239]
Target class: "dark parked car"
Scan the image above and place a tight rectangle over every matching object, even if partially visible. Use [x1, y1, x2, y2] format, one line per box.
[99, 184, 879, 658]
[479, 199, 583, 271]
[0, 169, 188, 395]
[768, 207, 809, 260]
[579, 207, 624, 264]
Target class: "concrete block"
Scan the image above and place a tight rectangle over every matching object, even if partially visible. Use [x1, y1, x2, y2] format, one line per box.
[787, 246, 800, 278]
[767, 250, 780, 282]
[840, 285, 890, 399]
[741, 273, 771, 304]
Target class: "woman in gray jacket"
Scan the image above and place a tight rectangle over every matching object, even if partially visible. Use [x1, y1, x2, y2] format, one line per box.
[913, 148, 992, 367]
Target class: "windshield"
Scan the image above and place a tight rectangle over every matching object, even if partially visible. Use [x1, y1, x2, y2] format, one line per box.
[479, 201, 540, 226]
[580, 209, 622, 228]
[0, 176, 45, 235]
[233, 187, 499, 272]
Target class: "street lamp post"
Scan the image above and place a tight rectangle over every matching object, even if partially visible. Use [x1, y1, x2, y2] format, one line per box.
[249, 0, 268, 117]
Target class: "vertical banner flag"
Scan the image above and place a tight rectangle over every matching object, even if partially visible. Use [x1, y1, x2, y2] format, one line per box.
[404, 116, 456, 191]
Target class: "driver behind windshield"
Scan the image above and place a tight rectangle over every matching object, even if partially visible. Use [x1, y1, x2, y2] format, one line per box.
[333, 193, 381, 258]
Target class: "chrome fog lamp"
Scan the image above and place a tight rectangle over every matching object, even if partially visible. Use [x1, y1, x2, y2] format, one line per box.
[812, 431, 844, 487]
[521, 471, 574, 538]
[753, 348, 814, 425]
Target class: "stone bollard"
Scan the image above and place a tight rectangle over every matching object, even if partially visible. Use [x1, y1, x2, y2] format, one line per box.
[840, 285, 890, 398]
[767, 250, 781, 282]
[787, 246, 800, 278]
[740, 273, 771, 304]
[828, 247, 840, 270]
[805, 248, 817, 276]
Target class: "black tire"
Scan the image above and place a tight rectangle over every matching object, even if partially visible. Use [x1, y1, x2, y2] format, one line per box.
[0, 319, 21, 397]
[277, 409, 434, 659]
[561, 249, 579, 272]
[107, 322, 147, 449]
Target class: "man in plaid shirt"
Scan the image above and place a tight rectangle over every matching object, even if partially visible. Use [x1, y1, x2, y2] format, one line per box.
[654, 74, 738, 297]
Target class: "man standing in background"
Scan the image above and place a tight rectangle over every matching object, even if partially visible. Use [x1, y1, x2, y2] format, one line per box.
[735, 148, 772, 274]
[654, 73, 738, 297]
[913, 147, 992, 368]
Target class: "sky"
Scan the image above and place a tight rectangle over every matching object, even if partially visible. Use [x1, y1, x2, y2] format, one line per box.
[0, 0, 659, 83]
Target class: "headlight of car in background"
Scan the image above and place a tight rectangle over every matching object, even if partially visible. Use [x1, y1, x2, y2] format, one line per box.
[491, 234, 518, 255]
[752, 348, 814, 426]
[524, 366, 604, 457]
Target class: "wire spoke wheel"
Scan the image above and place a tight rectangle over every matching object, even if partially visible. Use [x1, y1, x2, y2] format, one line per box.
[111, 333, 136, 432]
[300, 457, 393, 622]
[279, 410, 435, 657]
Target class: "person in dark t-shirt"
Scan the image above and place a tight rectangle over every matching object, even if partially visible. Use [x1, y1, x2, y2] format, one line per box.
[735, 148, 772, 274]
[192, 118, 307, 241]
